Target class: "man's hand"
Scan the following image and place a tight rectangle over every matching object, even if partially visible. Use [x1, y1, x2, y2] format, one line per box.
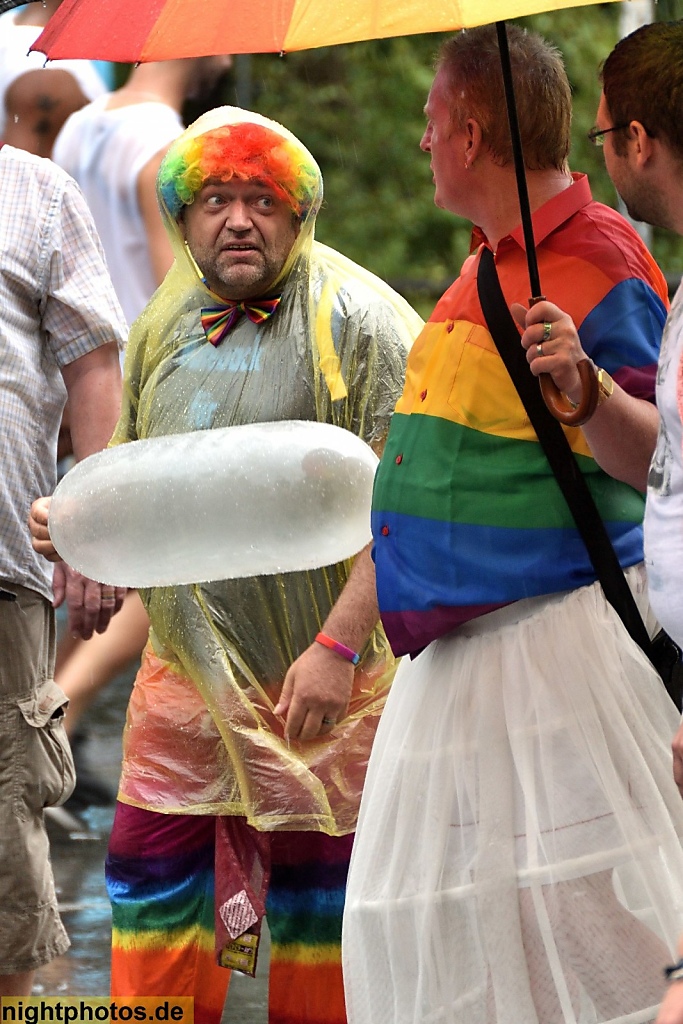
[658, 980, 683, 1024]
[673, 720, 683, 798]
[510, 298, 658, 490]
[53, 562, 126, 640]
[274, 643, 354, 742]
[656, 933, 683, 1024]
[273, 543, 378, 742]
[29, 496, 60, 561]
[511, 300, 588, 402]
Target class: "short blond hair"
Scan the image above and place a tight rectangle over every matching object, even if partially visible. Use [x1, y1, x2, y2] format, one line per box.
[436, 24, 571, 171]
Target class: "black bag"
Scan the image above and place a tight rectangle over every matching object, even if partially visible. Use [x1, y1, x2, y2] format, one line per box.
[476, 246, 683, 710]
[650, 629, 683, 709]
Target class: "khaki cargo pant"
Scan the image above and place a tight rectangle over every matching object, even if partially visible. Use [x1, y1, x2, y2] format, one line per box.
[0, 581, 75, 973]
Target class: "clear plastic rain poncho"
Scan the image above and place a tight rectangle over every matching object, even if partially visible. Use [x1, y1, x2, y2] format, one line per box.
[111, 107, 423, 834]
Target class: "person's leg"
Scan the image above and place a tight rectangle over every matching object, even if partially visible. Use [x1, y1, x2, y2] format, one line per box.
[0, 971, 34, 996]
[267, 831, 353, 1024]
[106, 802, 230, 1024]
[57, 590, 150, 735]
[541, 870, 666, 1018]
[49, 592, 149, 819]
[0, 582, 73, 991]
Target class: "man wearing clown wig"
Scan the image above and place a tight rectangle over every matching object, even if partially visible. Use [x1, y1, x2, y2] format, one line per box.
[79, 109, 419, 1022]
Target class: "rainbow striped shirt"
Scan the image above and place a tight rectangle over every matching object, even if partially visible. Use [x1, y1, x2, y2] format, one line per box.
[373, 175, 668, 657]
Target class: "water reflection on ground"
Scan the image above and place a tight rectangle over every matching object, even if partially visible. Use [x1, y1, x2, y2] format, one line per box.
[37, 670, 268, 1022]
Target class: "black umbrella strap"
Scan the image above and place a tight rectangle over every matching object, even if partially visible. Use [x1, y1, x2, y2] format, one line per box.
[476, 245, 652, 655]
[496, 21, 543, 302]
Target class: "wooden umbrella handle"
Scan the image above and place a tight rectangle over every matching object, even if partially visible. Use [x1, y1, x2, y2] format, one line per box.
[539, 360, 599, 427]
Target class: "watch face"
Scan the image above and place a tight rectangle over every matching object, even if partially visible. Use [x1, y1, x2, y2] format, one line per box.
[596, 368, 614, 404]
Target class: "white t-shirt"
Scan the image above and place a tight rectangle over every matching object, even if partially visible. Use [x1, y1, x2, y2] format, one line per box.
[53, 95, 183, 325]
[644, 281, 683, 647]
[0, 9, 106, 138]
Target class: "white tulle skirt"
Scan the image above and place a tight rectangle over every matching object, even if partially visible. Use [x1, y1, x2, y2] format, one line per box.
[343, 568, 683, 1024]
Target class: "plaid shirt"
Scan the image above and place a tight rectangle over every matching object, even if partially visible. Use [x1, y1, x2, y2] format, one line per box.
[0, 145, 126, 600]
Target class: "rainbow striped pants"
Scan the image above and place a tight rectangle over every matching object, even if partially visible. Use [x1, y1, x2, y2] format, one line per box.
[106, 803, 352, 1024]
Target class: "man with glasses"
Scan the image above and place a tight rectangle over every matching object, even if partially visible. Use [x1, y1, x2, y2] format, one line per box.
[591, 23, 683, 668]
[584, 20, 683, 1024]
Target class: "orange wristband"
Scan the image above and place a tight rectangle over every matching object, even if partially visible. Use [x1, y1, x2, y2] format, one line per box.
[315, 632, 360, 665]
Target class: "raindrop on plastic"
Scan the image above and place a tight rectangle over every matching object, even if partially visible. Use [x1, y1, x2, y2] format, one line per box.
[48, 421, 379, 587]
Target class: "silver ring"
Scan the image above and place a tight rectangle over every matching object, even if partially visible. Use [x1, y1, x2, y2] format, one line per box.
[542, 321, 552, 342]
[321, 716, 335, 726]
[536, 343, 543, 357]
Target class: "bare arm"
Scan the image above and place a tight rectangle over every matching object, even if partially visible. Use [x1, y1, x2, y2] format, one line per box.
[274, 543, 380, 741]
[29, 344, 125, 638]
[137, 150, 175, 286]
[512, 300, 658, 491]
[672, 718, 683, 799]
[61, 342, 125, 636]
[573, 382, 657, 491]
[30, 342, 122, 556]
[656, 931, 683, 1024]
[61, 342, 122, 459]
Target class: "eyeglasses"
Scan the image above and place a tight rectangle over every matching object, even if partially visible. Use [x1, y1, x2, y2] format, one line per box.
[587, 124, 630, 147]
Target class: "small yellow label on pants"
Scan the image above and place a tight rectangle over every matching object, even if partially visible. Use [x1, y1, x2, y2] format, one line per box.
[0, 998, 194, 1024]
[219, 930, 259, 975]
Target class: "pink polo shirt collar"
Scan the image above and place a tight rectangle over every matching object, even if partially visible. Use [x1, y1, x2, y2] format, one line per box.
[470, 172, 592, 254]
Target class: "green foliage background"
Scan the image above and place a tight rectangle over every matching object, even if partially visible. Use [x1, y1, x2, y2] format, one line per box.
[217, 2, 682, 314]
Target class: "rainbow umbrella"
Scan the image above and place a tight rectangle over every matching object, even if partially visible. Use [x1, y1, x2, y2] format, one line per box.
[31, 0, 627, 422]
[27, 0, 624, 61]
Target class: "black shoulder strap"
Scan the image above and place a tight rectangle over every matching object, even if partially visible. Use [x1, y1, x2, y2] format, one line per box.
[476, 245, 652, 655]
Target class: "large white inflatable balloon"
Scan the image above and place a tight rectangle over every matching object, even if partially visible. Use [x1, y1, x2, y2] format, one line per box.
[49, 421, 379, 587]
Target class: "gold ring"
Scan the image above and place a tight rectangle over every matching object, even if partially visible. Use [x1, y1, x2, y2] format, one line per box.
[542, 321, 552, 342]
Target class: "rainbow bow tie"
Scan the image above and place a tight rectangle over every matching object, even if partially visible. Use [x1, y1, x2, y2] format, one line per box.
[201, 295, 282, 347]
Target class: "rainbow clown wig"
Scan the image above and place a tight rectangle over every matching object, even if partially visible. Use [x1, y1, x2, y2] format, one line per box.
[157, 107, 323, 225]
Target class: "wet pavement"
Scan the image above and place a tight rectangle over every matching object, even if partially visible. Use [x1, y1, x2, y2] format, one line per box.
[37, 667, 269, 1022]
